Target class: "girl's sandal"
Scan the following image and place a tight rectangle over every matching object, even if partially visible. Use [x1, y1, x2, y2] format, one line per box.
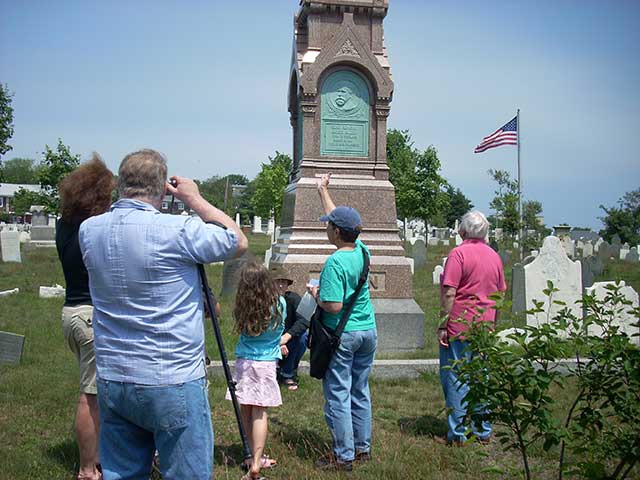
[283, 378, 298, 391]
[242, 455, 277, 472]
[240, 474, 267, 480]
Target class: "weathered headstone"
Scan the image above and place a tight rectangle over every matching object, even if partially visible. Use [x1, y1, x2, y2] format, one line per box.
[267, 218, 275, 236]
[579, 257, 595, 289]
[512, 236, 582, 326]
[264, 247, 272, 268]
[432, 265, 443, 285]
[593, 238, 603, 253]
[0, 331, 25, 365]
[30, 205, 47, 226]
[1, 230, 21, 263]
[220, 251, 255, 297]
[0, 288, 19, 297]
[585, 281, 639, 345]
[560, 236, 575, 258]
[498, 250, 511, 266]
[597, 241, 613, 261]
[581, 241, 593, 257]
[625, 247, 639, 263]
[270, 0, 424, 351]
[30, 226, 55, 242]
[235, 213, 241, 227]
[39, 284, 66, 298]
[455, 233, 463, 246]
[582, 255, 604, 278]
[408, 238, 426, 270]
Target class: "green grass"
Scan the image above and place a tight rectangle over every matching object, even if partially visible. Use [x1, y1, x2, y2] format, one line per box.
[1, 236, 638, 479]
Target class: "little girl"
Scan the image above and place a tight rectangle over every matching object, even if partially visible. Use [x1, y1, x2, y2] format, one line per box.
[228, 261, 286, 480]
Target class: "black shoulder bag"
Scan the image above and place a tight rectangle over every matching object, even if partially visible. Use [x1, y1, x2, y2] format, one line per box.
[308, 248, 370, 379]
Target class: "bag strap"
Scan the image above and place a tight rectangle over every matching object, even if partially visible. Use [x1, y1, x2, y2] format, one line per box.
[333, 247, 370, 339]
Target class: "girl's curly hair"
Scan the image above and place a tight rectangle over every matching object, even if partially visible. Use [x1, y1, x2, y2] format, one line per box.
[59, 153, 115, 226]
[233, 261, 282, 336]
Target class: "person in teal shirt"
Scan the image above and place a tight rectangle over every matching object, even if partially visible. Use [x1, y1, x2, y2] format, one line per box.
[309, 173, 377, 472]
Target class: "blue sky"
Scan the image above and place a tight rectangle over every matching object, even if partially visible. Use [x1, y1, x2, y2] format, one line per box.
[1, 0, 638, 230]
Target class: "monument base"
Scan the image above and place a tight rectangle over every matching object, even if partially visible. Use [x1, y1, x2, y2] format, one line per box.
[371, 298, 425, 352]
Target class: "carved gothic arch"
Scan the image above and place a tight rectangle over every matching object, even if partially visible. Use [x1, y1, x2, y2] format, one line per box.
[299, 14, 393, 101]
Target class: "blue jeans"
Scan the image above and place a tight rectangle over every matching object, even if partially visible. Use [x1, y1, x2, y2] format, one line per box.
[97, 377, 213, 480]
[439, 340, 491, 442]
[322, 329, 377, 462]
[279, 331, 308, 379]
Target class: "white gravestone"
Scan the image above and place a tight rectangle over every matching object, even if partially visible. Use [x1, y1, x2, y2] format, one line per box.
[585, 281, 639, 345]
[432, 265, 443, 285]
[252, 216, 262, 234]
[1, 231, 21, 263]
[455, 233, 463, 246]
[593, 238, 603, 253]
[520, 236, 582, 327]
[581, 242, 593, 257]
[235, 213, 241, 227]
[264, 247, 272, 268]
[267, 218, 275, 236]
[560, 236, 575, 258]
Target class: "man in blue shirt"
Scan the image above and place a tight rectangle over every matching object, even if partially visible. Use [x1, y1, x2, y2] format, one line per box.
[79, 149, 248, 480]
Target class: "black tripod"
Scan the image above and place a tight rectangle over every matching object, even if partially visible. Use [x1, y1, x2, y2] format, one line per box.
[198, 263, 253, 465]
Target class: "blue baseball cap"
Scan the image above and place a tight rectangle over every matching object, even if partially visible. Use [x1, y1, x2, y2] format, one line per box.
[319, 206, 362, 232]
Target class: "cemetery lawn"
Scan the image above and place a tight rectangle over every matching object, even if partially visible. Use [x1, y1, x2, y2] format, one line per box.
[2, 236, 638, 479]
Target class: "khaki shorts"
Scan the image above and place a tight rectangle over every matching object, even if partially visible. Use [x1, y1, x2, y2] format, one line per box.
[61, 305, 97, 395]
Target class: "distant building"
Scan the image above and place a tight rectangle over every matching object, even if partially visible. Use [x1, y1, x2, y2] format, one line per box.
[160, 194, 187, 214]
[0, 183, 42, 213]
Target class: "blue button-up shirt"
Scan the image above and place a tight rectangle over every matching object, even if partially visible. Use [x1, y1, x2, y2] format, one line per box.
[79, 199, 238, 385]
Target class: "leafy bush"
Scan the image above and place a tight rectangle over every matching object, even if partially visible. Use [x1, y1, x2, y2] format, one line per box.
[456, 283, 639, 479]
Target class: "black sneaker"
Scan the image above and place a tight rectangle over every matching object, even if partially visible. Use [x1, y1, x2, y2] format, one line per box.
[315, 454, 353, 472]
[355, 451, 371, 463]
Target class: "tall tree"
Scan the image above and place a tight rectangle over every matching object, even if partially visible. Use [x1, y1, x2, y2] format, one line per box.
[386, 129, 449, 225]
[251, 151, 291, 223]
[413, 145, 449, 226]
[1, 157, 40, 183]
[488, 168, 520, 236]
[386, 129, 420, 220]
[0, 83, 15, 178]
[521, 199, 550, 250]
[197, 173, 249, 217]
[444, 184, 474, 228]
[599, 188, 640, 245]
[38, 139, 80, 213]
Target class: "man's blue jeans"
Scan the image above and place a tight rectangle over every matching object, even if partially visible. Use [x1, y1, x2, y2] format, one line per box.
[322, 329, 377, 462]
[279, 331, 308, 379]
[439, 339, 491, 442]
[97, 377, 213, 480]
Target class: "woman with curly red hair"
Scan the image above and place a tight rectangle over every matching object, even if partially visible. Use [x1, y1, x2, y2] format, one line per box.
[56, 154, 115, 480]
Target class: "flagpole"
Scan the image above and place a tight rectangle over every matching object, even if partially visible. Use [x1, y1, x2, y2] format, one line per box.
[517, 108, 523, 260]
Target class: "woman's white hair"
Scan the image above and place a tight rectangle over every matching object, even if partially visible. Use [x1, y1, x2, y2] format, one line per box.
[459, 210, 490, 240]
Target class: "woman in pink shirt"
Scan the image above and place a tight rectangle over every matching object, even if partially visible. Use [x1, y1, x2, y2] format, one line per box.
[435, 211, 506, 446]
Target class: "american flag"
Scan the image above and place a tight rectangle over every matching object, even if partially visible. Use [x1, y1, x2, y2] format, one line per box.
[474, 116, 518, 153]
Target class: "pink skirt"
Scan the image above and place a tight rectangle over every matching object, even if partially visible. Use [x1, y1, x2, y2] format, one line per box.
[225, 358, 282, 407]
